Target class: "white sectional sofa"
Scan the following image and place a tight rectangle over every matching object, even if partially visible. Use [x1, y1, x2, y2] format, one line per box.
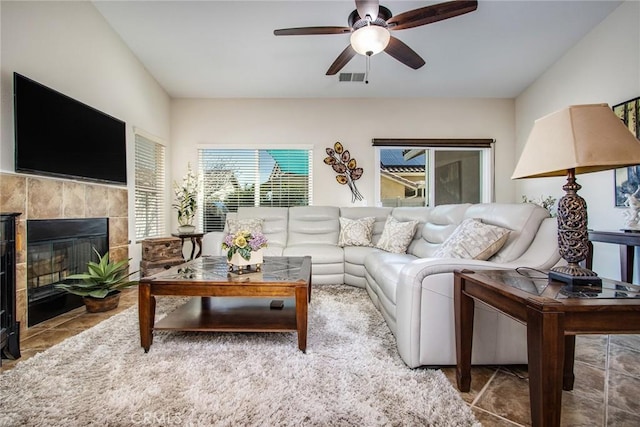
[203, 203, 560, 368]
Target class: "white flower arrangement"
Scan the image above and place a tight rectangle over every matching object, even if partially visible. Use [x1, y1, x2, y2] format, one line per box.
[173, 163, 199, 226]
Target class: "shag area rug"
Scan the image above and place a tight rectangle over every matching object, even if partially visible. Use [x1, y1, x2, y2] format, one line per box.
[0, 285, 479, 426]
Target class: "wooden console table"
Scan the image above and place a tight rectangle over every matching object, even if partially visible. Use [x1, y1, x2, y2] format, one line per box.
[454, 269, 640, 427]
[171, 231, 204, 260]
[587, 230, 640, 283]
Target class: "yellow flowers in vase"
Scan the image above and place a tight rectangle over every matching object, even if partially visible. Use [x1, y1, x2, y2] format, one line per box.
[222, 230, 268, 274]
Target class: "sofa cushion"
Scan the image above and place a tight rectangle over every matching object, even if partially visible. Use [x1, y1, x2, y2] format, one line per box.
[338, 217, 375, 247]
[283, 244, 344, 264]
[375, 216, 419, 254]
[411, 204, 471, 258]
[463, 203, 550, 263]
[287, 206, 340, 246]
[364, 251, 416, 305]
[236, 207, 288, 249]
[340, 207, 393, 246]
[433, 218, 510, 260]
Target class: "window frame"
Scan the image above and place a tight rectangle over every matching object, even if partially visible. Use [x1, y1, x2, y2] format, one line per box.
[134, 128, 167, 242]
[197, 144, 313, 232]
[373, 139, 495, 207]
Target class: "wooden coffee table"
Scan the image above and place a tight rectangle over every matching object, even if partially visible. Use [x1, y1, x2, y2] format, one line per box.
[138, 256, 312, 352]
[454, 269, 640, 427]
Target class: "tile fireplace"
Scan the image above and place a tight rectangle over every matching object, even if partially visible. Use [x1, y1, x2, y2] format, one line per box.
[0, 172, 130, 331]
[27, 218, 109, 326]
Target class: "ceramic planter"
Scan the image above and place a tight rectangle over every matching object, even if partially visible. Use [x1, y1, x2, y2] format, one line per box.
[227, 249, 263, 274]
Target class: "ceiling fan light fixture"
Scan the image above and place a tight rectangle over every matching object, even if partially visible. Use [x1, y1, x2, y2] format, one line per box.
[350, 24, 390, 56]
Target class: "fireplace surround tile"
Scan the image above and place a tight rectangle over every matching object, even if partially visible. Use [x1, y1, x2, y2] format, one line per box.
[0, 174, 26, 213]
[109, 217, 128, 248]
[63, 181, 86, 218]
[15, 263, 26, 292]
[16, 288, 27, 332]
[85, 185, 109, 217]
[28, 178, 63, 219]
[108, 187, 128, 217]
[110, 246, 129, 264]
[16, 219, 26, 264]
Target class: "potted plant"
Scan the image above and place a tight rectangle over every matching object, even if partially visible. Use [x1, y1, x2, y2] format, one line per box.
[222, 230, 268, 274]
[173, 163, 199, 233]
[55, 248, 138, 313]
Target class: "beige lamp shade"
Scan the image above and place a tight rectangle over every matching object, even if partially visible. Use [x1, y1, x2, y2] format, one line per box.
[512, 104, 640, 179]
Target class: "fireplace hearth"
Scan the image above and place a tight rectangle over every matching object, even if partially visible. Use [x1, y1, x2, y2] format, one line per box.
[27, 218, 108, 326]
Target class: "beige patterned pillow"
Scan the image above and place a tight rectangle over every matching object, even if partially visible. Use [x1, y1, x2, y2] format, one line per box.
[375, 216, 419, 254]
[338, 217, 376, 247]
[226, 218, 264, 235]
[433, 218, 510, 260]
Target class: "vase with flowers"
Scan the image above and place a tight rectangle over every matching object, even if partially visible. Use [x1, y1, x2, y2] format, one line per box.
[222, 230, 268, 274]
[173, 163, 199, 233]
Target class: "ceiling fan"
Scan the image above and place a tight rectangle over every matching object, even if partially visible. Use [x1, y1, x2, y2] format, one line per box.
[273, 0, 478, 76]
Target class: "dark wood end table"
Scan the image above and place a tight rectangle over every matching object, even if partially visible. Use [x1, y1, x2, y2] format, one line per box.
[171, 231, 205, 260]
[454, 268, 640, 427]
[587, 229, 640, 283]
[139, 256, 312, 353]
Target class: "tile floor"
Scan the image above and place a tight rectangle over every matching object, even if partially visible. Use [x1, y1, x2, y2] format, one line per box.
[2, 287, 639, 426]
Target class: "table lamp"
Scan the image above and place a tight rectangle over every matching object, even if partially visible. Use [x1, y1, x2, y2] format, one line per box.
[512, 104, 640, 286]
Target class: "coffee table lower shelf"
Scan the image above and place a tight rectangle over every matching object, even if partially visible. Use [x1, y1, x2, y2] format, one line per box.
[154, 297, 298, 332]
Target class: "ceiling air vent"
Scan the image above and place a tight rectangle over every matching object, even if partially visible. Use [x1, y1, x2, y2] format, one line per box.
[339, 73, 365, 82]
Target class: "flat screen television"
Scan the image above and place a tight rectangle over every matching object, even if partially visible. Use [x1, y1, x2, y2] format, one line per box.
[13, 72, 127, 185]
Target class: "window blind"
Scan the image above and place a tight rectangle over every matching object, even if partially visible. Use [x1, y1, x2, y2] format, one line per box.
[198, 148, 312, 232]
[135, 134, 166, 241]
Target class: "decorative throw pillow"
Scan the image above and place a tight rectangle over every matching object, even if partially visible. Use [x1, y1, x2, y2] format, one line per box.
[375, 216, 419, 254]
[338, 217, 376, 247]
[433, 218, 510, 260]
[226, 218, 264, 235]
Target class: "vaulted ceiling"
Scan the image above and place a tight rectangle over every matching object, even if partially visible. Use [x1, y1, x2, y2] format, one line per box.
[93, 0, 622, 98]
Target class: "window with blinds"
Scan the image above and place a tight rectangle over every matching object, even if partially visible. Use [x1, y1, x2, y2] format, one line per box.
[135, 133, 166, 241]
[198, 148, 312, 232]
[373, 139, 494, 207]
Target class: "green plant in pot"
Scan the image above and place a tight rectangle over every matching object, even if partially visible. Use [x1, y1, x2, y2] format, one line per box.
[56, 248, 138, 313]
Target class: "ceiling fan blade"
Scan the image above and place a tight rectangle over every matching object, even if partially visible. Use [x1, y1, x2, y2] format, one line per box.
[384, 37, 426, 70]
[326, 45, 357, 75]
[387, 0, 478, 31]
[274, 27, 352, 36]
[356, 0, 380, 21]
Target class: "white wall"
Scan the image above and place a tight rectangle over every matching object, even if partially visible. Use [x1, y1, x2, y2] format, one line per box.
[515, 0, 640, 280]
[170, 97, 515, 215]
[0, 1, 172, 268]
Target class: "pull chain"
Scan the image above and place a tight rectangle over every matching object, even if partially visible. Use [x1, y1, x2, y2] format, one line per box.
[365, 53, 371, 84]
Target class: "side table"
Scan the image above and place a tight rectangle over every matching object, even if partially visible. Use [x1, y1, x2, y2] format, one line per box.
[454, 269, 640, 427]
[587, 229, 640, 283]
[171, 232, 204, 260]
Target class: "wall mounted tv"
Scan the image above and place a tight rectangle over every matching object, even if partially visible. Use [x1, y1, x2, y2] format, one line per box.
[13, 72, 127, 185]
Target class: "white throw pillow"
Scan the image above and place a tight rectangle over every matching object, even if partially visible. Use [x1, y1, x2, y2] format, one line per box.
[433, 218, 510, 260]
[338, 217, 376, 247]
[226, 218, 264, 235]
[375, 216, 419, 254]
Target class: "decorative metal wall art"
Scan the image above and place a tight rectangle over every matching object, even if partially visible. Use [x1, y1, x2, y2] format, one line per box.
[324, 141, 363, 202]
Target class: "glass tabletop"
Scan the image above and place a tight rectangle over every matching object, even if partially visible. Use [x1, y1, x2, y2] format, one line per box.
[476, 268, 640, 300]
[146, 255, 309, 283]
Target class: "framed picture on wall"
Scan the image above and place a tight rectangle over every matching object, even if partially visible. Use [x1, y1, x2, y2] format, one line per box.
[613, 96, 640, 207]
